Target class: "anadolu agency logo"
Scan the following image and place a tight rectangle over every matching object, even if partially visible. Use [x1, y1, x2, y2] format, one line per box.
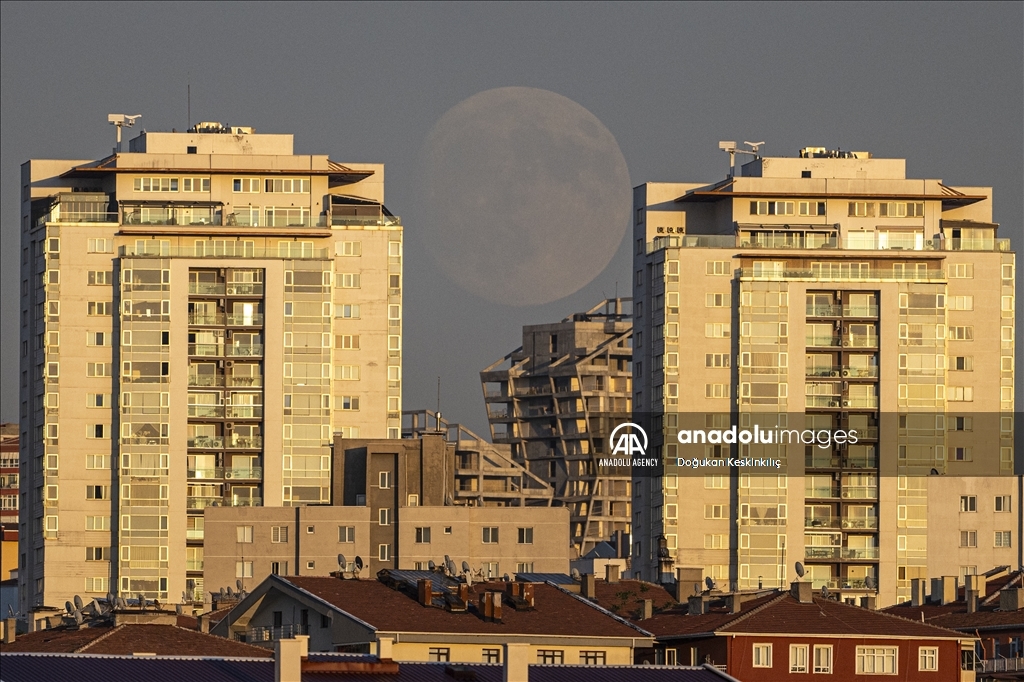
[605, 422, 658, 466]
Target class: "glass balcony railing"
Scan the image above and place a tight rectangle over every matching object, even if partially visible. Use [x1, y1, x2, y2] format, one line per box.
[648, 233, 1010, 254]
[189, 313, 225, 325]
[225, 345, 263, 357]
[805, 366, 878, 378]
[123, 207, 221, 226]
[186, 496, 221, 510]
[805, 547, 841, 559]
[187, 436, 224, 448]
[226, 467, 262, 479]
[228, 376, 263, 387]
[230, 496, 262, 507]
[743, 267, 945, 281]
[805, 486, 840, 498]
[841, 486, 878, 500]
[188, 375, 224, 387]
[808, 577, 874, 590]
[842, 547, 880, 560]
[805, 517, 841, 529]
[841, 517, 879, 530]
[188, 344, 222, 356]
[806, 305, 842, 316]
[226, 406, 263, 419]
[188, 283, 226, 295]
[186, 559, 204, 571]
[843, 335, 878, 348]
[227, 436, 263, 449]
[843, 305, 879, 317]
[120, 246, 331, 259]
[806, 336, 841, 347]
[187, 467, 223, 479]
[806, 454, 879, 469]
[805, 396, 841, 408]
[227, 313, 264, 326]
[186, 529, 204, 541]
[226, 283, 265, 296]
[188, 405, 224, 418]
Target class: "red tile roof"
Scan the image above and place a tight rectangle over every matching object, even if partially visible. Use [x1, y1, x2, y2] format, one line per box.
[589, 579, 678, 620]
[643, 591, 967, 639]
[282, 576, 647, 638]
[882, 570, 1024, 631]
[0, 623, 273, 657]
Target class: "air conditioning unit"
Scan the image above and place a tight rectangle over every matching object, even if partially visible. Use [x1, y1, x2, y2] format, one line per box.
[842, 400, 851, 407]
[830, 371, 840, 377]
[225, 471, 232, 478]
[842, 340, 850, 347]
[842, 369, 851, 377]
[829, 401, 839, 407]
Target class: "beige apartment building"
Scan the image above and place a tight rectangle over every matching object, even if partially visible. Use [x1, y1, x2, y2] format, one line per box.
[480, 299, 633, 556]
[203, 433, 568, 591]
[631, 146, 1017, 606]
[18, 121, 402, 614]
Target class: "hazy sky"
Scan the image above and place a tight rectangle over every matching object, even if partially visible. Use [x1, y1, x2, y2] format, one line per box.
[1, 2, 1021, 435]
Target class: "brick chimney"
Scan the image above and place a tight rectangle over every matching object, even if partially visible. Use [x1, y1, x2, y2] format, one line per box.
[418, 579, 433, 607]
[521, 583, 535, 608]
[791, 581, 814, 604]
[860, 595, 877, 610]
[642, 599, 653, 620]
[457, 583, 470, 603]
[911, 578, 926, 607]
[503, 643, 529, 682]
[479, 592, 502, 622]
[605, 564, 620, 584]
[941, 576, 957, 605]
[581, 573, 596, 599]
[1000, 588, 1023, 612]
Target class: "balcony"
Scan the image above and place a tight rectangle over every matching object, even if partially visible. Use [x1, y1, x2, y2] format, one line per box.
[123, 206, 221, 226]
[226, 405, 263, 419]
[842, 547, 879, 560]
[188, 344, 222, 357]
[120, 246, 331, 259]
[247, 624, 308, 643]
[843, 305, 879, 317]
[805, 485, 840, 499]
[188, 375, 225, 387]
[188, 405, 224, 418]
[187, 436, 224, 449]
[39, 210, 119, 225]
[227, 313, 264, 326]
[841, 486, 878, 500]
[806, 335, 841, 348]
[189, 313, 225, 326]
[226, 344, 263, 357]
[843, 335, 878, 349]
[806, 547, 841, 559]
[227, 436, 263, 449]
[226, 467, 262, 480]
[805, 396, 841, 408]
[187, 467, 224, 479]
[226, 283, 265, 296]
[805, 455, 878, 469]
[805, 366, 878, 379]
[186, 559, 204, 571]
[230, 496, 262, 507]
[229, 376, 263, 387]
[742, 267, 945, 282]
[841, 517, 879, 530]
[806, 305, 842, 317]
[186, 496, 221, 510]
[188, 283, 226, 295]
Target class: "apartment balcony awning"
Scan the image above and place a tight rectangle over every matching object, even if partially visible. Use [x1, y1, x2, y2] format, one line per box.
[675, 180, 986, 209]
[59, 156, 374, 185]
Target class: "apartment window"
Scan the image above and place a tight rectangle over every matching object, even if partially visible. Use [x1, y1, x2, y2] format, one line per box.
[960, 531, 977, 548]
[706, 260, 730, 275]
[482, 649, 501, 663]
[813, 645, 833, 673]
[705, 504, 725, 519]
[338, 396, 360, 410]
[857, 646, 897, 674]
[952, 447, 973, 461]
[134, 177, 179, 192]
[271, 526, 289, 543]
[182, 177, 211, 192]
[580, 651, 606, 665]
[752, 643, 772, 668]
[751, 200, 795, 215]
[87, 238, 112, 253]
[335, 365, 360, 381]
[518, 527, 534, 544]
[444, 527, 452, 535]
[337, 273, 361, 288]
[233, 178, 260, 193]
[337, 304, 360, 319]
[407, 494, 418, 506]
[378, 544, 391, 561]
[428, 648, 450, 663]
[948, 295, 974, 310]
[85, 547, 109, 561]
[86, 454, 110, 469]
[86, 485, 109, 500]
[235, 561, 253, 578]
[270, 561, 286, 577]
[379, 508, 390, 526]
[86, 332, 110, 347]
[537, 651, 564, 664]
[86, 516, 110, 531]
[790, 644, 808, 673]
[880, 201, 924, 217]
[848, 202, 874, 217]
[949, 326, 974, 341]
[265, 178, 309, 193]
[88, 301, 112, 316]
[705, 293, 728, 307]
[236, 525, 253, 543]
[88, 271, 112, 285]
[516, 562, 534, 573]
[339, 526, 355, 542]
[995, 531, 1012, 547]
[949, 416, 973, 431]
[705, 384, 730, 398]
[995, 496, 1012, 512]
[705, 323, 731, 338]
[960, 496, 977, 512]
[705, 353, 730, 368]
[86, 362, 111, 377]
[85, 577, 108, 593]
[948, 263, 974, 278]
[482, 527, 499, 544]
[948, 387, 974, 402]
[379, 471, 391, 489]
[798, 201, 826, 216]
[336, 335, 360, 349]
[415, 527, 431, 543]
[305, 560, 315, 570]
[918, 646, 938, 671]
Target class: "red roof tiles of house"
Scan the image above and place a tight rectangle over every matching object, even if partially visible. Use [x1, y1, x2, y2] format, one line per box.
[282, 576, 648, 638]
[589, 579, 678, 619]
[882, 570, 1024, 631]
[643, 591, 967, 639]
[0, 623, 273, 657]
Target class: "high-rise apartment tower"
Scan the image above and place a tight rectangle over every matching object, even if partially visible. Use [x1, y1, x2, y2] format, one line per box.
[19, 122, 402, 613]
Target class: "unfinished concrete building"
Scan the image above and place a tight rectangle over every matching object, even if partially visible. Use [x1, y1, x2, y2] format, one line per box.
[480, 300, 633, 556]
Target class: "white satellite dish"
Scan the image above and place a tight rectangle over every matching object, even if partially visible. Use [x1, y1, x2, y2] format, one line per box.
[73, 595, 84, 610]
[571, 568, 581, 580]
[339, 554, 347, 569]
[175, 604, 183, 616]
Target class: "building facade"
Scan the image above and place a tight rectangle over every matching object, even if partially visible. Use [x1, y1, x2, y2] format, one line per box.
[632, 147, 1016, 606]
[19, 122, 402, 611]
[481, 299, 633, 555]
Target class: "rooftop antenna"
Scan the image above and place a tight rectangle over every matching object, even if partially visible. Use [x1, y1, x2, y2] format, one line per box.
[436, 376, 442, 431]
[187, 72, 191, 130]
[108, 114, 141, 154]
[717, 140, 764, 177]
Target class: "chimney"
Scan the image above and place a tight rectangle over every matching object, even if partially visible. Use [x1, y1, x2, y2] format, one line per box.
[605, 564, 620, 584]
[197, 614, 210, 633]
[642, 599, 653, 620]
[376, 636, 394, 662]
[860, 595, 877, 610]
[966, 573, 988, 596]
[479, 592, 502, 622]
[521, 583, 535, 608]
[581, 573, 596, 599]
[929, 578, 942, 603]
[967, 589, 979, 614]
[275, 636, 307, 682]
[911, 578, 926, 607]
[688, 595, 706, 615]
[418, 579, 433, 607]
[503, 643, 529, 682]
[791, 581, 814, 604]
[729, 594, 743, 614]
[941, 576, 957, 605]
[1000, 588, 1024, 612]
[675, 567, 703, 603]
[457, 583, 470, 603]
[3, 618, 15, 643]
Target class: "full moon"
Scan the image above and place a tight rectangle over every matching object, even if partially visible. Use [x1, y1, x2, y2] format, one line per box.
[417, 87, 631, 306]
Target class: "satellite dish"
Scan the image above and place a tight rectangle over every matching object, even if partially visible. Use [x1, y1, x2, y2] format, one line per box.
[74, 595, 84, 610]
[355, 556, 364, 570]
[503, 573, 511, 583]
[447, 558, 458, 576]
[930, 468, 939, 475]
[465, 571, 473, 587]
[106, 592, 114, 606]
[428, 560, 436, 571]
[137, 594, 146, 610]
[220, 587, 226, 598]
[865, 575, 876, 590]
[705, 576, 715, 591]
[444, 554, 452, 566]
[236, 580, 242, 591]
[339, 554, 347, 569]
[74, 610, 84, 625]
[462, 561, 471, 574]
[175, 604, 183, 616]
[571, 568, 581, 580]
[182, 591, 188, 603]
[795, 562, 806, 578]
[694, 583, 702, 595]
[227, 586, 235, 597]
[66, 601, 75, 614]
[820, 585, 829, 598]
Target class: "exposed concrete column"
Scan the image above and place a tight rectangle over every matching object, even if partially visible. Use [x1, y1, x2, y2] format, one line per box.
[275, 637, 304, 682]
[504, 642, 530, 682]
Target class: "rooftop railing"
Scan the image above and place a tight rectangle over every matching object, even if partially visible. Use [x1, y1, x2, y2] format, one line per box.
[647, 234, 1010, 253]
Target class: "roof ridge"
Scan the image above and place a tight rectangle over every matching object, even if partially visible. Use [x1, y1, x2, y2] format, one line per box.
[716, 592, 788, 632]
[816, 596, 970, 637]
[544, 581, 654, 637]
[73, 623, 125, 653]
